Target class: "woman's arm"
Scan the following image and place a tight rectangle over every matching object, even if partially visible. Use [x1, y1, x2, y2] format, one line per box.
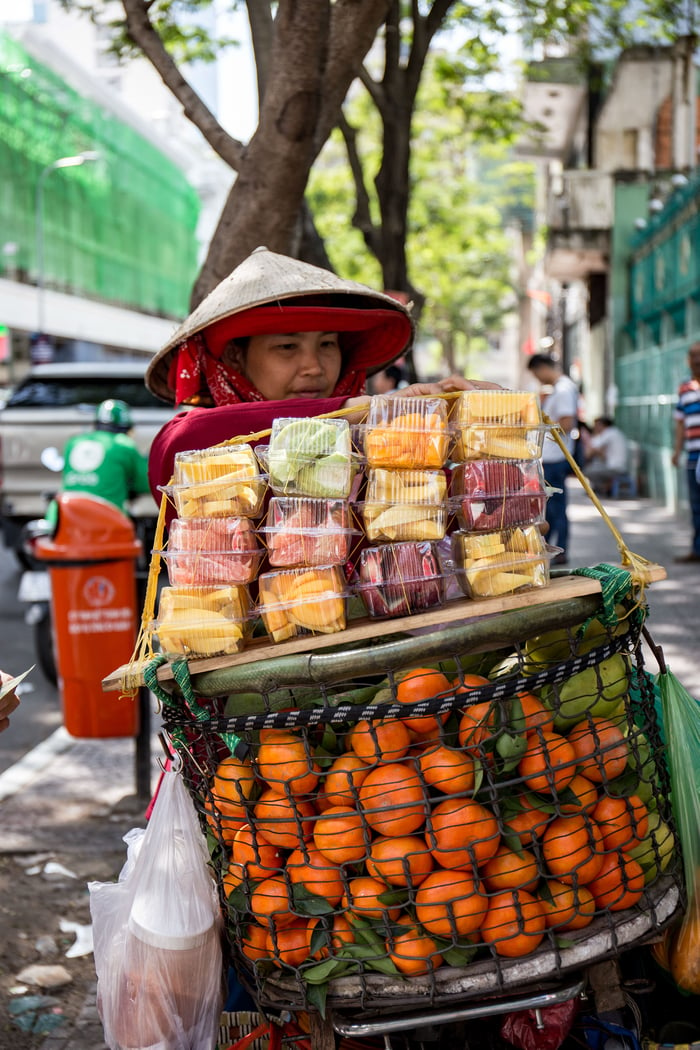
[0, 671, 20, 733]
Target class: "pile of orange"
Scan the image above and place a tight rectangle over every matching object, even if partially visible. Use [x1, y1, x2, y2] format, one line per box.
[205, 665, 660, 980]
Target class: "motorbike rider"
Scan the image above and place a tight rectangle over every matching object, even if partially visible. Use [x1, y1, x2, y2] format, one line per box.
[44, 399, 151, 527]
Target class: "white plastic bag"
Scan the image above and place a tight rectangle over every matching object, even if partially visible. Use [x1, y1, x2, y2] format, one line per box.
[89, 765, 224, 1050]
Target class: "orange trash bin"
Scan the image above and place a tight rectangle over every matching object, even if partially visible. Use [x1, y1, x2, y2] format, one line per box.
[35, 493, 142, 738]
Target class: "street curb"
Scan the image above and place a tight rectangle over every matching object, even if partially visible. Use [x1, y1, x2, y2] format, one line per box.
[0, 726, 73, 802]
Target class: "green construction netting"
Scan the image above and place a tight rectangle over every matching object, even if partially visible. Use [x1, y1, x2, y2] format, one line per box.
[0, 32, 200, 319]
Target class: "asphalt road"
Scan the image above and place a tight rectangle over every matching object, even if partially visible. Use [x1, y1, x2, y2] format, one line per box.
[0, 543, 63, 772]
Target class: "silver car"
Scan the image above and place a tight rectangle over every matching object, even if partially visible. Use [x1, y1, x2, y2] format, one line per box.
[0, 360, 175, 562]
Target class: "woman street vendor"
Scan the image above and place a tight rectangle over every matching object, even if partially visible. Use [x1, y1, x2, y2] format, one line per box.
[145, 246, 499, 498]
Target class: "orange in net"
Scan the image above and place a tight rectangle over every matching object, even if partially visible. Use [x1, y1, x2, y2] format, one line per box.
[285, 845, 345, 907]
[501, 796, 553, 849]
[313, 806, 367, 864]
[256, 731, 320, 795]
[349, 718, 411, 764]
[240, 923, 269, 962]
[481, 844, 539, 893]
[366, 834, 434, 888]
[253, 789, 316, 850]
[415, 868, 487, 939]
[417, 743, 475, 795]
[250, 875, 294, 928]
[207, 754, 257, 842]
[516, 692, 555, 734]
[481, 889, 546, 958]
[457, 701, 497, 756]
[587, 850, 645, 911]
[542, 813, 604, 885]
[322, 753, 370, 807]
[537, 878, 596, 932]
[387, 915, 444, 976]
[341, 876, 403, 922]
[395, 668, 452, 737]
[266, 917, 322, 967]
[568, 717, 629, 784]
[557, 773, 600, 814]
[517, 730, 577, 794]
[426, 797, 501, 870]
[591, 793, 649, 851]
[228, 823, 283, 884]
[358, 761, 427, 836]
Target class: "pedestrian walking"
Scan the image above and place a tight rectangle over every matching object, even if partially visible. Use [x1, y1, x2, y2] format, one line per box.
[672, 342, 700, 563]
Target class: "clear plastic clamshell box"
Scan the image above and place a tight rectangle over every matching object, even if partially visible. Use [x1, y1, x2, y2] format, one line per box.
[152, 584, 252, 657]
[261, 417, 358, 499]
[157, 518, 263, 585]
[257, 565, 348, 643]
[164, 444, 268, 519]
[449, 390, 546, 462]
[362, 395, 450, 469]
[450, 459, 548, 532]
[451, 524, 554, 598]
[262, 497, 358, 568]
[360, 468, 448, 543]
[354, 540, 447, 619]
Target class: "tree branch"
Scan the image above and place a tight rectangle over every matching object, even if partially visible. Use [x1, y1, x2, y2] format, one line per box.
[121, 0, 245, 169]
[245, 0, 274, 103]
[338, 112, 382, 257]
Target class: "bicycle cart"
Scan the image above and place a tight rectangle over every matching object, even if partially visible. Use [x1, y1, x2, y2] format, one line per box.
[102, 398, 684, 1050]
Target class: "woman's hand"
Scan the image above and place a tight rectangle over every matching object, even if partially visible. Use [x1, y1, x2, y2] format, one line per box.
[392, 375, 503, 398]
[0, 671, 20, 733]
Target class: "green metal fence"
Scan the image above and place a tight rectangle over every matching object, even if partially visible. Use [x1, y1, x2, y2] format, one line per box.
[616, 172, 700, 503]
[0, 33, 200, 319]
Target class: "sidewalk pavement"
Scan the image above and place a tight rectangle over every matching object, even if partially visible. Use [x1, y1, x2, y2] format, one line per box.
[1, 478, 698, 1050]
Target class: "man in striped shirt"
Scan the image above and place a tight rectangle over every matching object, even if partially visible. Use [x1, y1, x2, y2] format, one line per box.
[672, 342, 700, 563]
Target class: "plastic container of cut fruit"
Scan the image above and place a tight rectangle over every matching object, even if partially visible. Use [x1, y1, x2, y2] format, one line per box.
[449, 459, 548, 532]
[449, 390, 547, 462]
[157, 518, 263, 585]
[353, 541, 448, 618]
[173, 443, 260, 484]
[261, 497, 359, 567]
[151, 584, 252, 657]
[362, 395, 450, 469]
[360, 468, 447, 543]
[162, 473, 268, 519]
[257, 565, 349, 643]
[258, 416, 360, 499]
[451, 525, 556, 598]
[255, 445, 361, 501]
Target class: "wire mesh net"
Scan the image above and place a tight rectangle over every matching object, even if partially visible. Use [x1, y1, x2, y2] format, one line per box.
[159, 601, 683, 1019]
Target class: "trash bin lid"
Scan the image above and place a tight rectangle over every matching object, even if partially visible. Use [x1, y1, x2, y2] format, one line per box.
[35, 493, 142, 561]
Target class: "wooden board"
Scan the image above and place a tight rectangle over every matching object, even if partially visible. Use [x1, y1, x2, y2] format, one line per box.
[102, 562, 666, 692]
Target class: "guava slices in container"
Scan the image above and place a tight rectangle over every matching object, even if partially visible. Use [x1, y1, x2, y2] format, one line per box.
[451, 524, 554, 598]
[450, 459, 548, 532]
[257, 565, 348, 643]
[152, 584, 252, 657]
[158, 518, 263, 585]
[164, 444, 267, 518]
[354, 541, 446, 618]
[449, 390, 545, 461]
[360, 468, 447, 542]
[363, 395, 450, 469]
[262, 497, 357, 567]
[261, 417, 358, 498]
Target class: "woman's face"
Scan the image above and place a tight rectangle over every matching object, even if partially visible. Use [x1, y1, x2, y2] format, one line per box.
[227, 331, 343, 400]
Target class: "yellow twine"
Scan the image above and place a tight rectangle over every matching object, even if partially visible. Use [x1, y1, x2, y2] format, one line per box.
[542, 413, 656, 595]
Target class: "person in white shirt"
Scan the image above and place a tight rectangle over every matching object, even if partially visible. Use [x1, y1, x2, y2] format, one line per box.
[586, 416, 629, 496]
[527, 353, 580, 565]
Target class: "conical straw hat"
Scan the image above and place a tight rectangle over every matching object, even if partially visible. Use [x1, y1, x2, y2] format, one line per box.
[146, 246, 414, 404]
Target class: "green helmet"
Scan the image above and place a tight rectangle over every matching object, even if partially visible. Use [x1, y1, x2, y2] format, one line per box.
[95, 398, 132, 432]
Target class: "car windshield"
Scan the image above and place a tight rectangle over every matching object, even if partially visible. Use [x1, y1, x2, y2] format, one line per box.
[6, 377, 163, 409]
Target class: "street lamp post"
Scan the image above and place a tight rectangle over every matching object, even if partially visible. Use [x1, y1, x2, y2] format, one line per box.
[35, 151, 100, 339]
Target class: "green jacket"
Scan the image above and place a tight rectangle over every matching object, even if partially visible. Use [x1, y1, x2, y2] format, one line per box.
[61, 430, 150, 513]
